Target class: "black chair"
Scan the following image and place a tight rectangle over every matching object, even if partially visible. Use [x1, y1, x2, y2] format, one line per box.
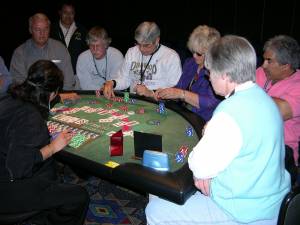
[277, 186, 300, 225]
[0, 210, 41, 225]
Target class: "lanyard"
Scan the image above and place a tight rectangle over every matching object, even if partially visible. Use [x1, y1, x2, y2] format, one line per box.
[93, 54, 107, 81]
[140, 44, 161, 83]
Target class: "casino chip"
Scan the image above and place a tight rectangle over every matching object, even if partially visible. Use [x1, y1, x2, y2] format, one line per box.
[147, 120, 160, 125]
[185, 126, 193, 136]
[175, 152, 184, 163]
[136, 108, 145, 114]
[179, 145, 189, 157]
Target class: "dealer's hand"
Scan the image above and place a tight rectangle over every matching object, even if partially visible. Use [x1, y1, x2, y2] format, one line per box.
[193, 176, 211, 196]
[103, 80, 115, 99]
[41, 129, 72, 160]
[51, 129, 72, 154]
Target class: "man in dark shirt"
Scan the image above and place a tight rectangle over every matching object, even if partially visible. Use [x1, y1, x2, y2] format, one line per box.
[50, 1, 88, 79]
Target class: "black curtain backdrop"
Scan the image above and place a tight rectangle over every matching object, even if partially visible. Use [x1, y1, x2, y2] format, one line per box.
[1, 0, 299, 68]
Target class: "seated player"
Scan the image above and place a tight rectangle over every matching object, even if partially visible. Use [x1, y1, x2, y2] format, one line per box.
[10, 13, 75, 90]
[0, 60, 89, 225]
[76, 26, 124, 90]
[0, 56, 11, 93]
[256, 35, 300, 184]
[146, 35, 291, 225]
[155, 25, 222, 121]
[102, 21, 182, 98]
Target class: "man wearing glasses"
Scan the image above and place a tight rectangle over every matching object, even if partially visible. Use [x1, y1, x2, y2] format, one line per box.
[103, 21, 182, 99]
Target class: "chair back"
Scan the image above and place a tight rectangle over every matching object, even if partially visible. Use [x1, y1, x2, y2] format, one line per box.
[277, 186, 300, 225]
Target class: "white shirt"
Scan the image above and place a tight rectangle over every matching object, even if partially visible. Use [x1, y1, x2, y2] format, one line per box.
[59, 21, 77, 47]
[113, 44, 182, 92]
[188, 81, 255, 179]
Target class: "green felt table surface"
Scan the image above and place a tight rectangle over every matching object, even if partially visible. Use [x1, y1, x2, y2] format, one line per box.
[49, 95, 199, 172]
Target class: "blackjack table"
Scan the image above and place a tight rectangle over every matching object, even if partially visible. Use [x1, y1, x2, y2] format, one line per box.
[50, 91, 205, 204]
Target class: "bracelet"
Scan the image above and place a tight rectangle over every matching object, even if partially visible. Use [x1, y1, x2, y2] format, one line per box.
[181, 90, 186, 101]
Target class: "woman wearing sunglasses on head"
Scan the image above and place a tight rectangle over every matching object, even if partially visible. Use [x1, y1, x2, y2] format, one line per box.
[155, 25, 222, 121]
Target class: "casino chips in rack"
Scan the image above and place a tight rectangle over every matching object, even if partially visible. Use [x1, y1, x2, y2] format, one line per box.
[47, 121, 99, 149]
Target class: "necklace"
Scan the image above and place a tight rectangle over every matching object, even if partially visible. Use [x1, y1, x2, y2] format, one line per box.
[188, 72, 199, 91]
[139, 44, 161, 83]
[93, 54, 107, 81]
[263, 79, 271, 93]
[188, 66, 205, 91]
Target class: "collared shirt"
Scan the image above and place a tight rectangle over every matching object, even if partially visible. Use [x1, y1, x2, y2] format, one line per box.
[59, 21, 77, 47]
[256, 67, 300, 164]
[10, 38, 75, 90]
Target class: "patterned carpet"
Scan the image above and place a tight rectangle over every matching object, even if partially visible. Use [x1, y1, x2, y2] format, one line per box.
[61, 165, 148, 225]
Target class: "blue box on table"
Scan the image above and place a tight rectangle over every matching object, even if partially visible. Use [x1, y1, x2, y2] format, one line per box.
[142, 150, 170, 171]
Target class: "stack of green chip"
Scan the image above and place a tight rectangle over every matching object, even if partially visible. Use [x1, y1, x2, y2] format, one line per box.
[124, 92, 129, 103]
[69, 134, 87, 148]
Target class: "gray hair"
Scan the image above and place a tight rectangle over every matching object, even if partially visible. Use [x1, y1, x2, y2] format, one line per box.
[134, 21, 160, 44]
[86, 26, 112, 47]
[29, 13, 50, 33]
[264, 35, 300, 70]
[187, 25, 220, 53]
[205, 35, 257, 84]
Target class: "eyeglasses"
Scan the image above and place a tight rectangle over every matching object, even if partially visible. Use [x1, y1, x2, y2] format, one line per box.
[192, 51, 205, 57]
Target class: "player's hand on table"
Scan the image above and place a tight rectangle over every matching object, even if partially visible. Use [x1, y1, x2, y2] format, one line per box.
[156, 88, 183, 100]
[153, 89, 162, 101]
[50, 129, 72, 154]
[103, 80, 115, 99]
[193, 176, 211, 196]
[136, 84, 154, 98]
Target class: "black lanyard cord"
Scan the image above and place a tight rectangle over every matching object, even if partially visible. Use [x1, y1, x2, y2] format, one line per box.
[140, 44, 161, 83]
[93, 54, 107, 81]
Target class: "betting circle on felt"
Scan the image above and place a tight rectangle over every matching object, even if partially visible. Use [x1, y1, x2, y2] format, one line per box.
[48, 94, 199, 171]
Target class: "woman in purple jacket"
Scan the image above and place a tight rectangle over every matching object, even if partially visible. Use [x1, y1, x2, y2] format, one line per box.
[155, 25, 222, 121]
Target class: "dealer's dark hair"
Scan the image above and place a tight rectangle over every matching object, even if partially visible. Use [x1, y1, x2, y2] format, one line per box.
[8, 60, 64, 119]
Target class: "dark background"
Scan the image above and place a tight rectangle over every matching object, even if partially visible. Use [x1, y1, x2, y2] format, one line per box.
[1, 0, 299, 68]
